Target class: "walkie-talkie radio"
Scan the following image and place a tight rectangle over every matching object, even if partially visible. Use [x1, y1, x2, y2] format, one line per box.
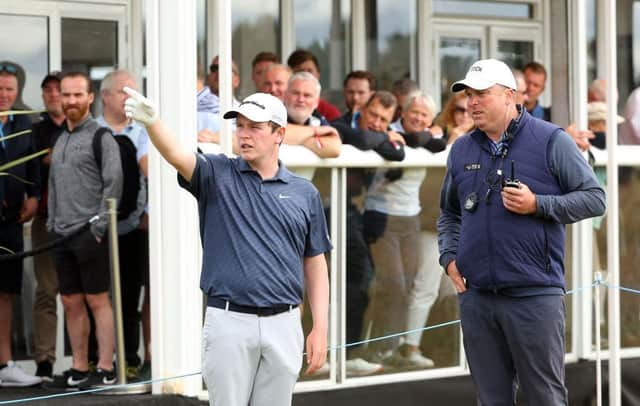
[502, 160, 521, 189]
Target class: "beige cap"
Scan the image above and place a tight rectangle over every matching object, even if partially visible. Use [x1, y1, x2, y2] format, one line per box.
[588, 102, 624, 124]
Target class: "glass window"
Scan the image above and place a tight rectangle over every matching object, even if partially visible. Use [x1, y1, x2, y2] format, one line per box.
[296, 168, 333, 382]
[62, 18, 118, 116]
[341, 165, 460, 379]
[439, 37, 481, 107]
[496, 40, 534, 70]
[0, 14, 49, 110]
[586, 0, 597, 83]
[197, 0, 207, 73]
[232, 0, 280, 98]
[595, 166, 640, 350]
[618, 167, 640, 348]
[294, 0, 351, 110]
[366, 0, 417, 91]
[433, 0, 532, 18]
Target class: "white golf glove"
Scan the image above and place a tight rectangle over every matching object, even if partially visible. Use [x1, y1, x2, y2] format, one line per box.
[123, 86, 159, 126]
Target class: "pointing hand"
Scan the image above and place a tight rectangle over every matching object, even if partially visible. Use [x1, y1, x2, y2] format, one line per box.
[123, 86, 159, 126]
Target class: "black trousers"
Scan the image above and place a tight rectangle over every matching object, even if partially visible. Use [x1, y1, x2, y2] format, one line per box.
[118, 229, 146, 366]
[345, 205, 374, 355]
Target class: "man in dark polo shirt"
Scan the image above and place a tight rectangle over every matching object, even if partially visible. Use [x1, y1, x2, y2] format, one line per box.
[124, 88, 331, 406]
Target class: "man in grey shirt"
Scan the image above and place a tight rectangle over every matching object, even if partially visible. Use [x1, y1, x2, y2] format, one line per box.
[48, 71, 122, 390]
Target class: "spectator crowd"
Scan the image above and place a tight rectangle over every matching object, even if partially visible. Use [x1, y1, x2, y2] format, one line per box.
[0, 46, 627, 389]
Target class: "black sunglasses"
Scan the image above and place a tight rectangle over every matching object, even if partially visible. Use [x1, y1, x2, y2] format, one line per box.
[0, 64, 18, 74]
[210, 63, 239, 75]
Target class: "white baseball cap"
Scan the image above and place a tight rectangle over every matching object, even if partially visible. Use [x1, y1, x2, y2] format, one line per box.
[451, 59, 517, 93]
[223, 92, 287, 127]
[588, 102, 625, 124]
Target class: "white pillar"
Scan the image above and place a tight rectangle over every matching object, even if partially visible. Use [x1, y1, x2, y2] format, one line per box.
[568, 0, 593, 360]
[351, 0, 367, 70]
[215, 0, 234, 156]
[145, 0, 202, 396]
[604, 0, 621, 404]
[280, 0, 295, 63]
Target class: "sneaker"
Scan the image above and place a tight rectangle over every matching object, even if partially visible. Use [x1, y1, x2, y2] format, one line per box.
[46, 368, 89, 390]
[138, 361, 151, 381]
[387, 349, 435, 369]
[345, 358, 383, 376]
[403, 351, 435, 368]
[35, 360, 53, 382]
[366, 350, 393, 365]
[126, 365, 140, 380]
[78, 368, 117, 390]
[0, 361, 42, 387]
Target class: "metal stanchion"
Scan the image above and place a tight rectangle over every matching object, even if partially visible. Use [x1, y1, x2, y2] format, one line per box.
[594, 271, 603, 406]
[96, 198, 150, 395]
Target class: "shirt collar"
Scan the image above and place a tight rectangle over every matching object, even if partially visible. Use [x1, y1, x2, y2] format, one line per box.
[96, 115, 137, 135]
[63, 115, 93, 133]
[351, 111, 361, 129]
[237, 157, 292, 183]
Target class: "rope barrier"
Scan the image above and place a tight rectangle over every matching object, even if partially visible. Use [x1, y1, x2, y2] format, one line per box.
[1, 279, 639, 404]
[0, 216, 99, 263]
[0, 372, 201, 405]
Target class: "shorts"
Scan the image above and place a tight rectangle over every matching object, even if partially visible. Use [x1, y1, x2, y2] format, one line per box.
[53, 229, 110, 295]
[0, 222, 24, 294]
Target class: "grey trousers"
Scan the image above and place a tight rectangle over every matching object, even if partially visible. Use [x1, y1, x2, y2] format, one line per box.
[202, 306, 303, 406]
[458, 290, 568, 406]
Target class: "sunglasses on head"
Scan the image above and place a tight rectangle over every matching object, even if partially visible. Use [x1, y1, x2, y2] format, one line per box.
[0, 64, 18, 74]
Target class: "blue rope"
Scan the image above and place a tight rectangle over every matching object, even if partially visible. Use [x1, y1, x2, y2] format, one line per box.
[0, 372, 200, 404]
[604, 284, 640, 295]
[3, 280, 639, 404]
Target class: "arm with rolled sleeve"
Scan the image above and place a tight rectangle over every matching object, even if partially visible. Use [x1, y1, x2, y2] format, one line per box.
[535, 129, 606, 224]
[437, 152, 462, 272]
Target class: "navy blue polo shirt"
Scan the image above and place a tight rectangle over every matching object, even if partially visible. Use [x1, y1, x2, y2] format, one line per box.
[178, 153, 332, 307]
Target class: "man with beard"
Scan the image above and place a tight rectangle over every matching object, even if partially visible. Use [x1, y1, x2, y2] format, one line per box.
[48, 71, 122, 390]
[0, 62, 42, 387]
[31, 71, 65, 381]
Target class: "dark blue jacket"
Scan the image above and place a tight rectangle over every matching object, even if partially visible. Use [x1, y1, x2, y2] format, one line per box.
[438, 110, 606, 291]
[0, 113, 40, 221]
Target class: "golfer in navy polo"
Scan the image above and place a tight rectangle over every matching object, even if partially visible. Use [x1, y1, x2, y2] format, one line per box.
[124, 89, 331, 406]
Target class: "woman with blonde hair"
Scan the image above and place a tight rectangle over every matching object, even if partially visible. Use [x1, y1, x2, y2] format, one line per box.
[435, 92, 474, 144]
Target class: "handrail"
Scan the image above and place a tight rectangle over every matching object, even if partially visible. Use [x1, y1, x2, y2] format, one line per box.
[198, 143, 450, 168]
[198, 142, 640, 168]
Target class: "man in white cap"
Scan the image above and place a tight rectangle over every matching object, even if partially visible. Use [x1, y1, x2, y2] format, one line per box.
[437, 59, 606, 405]
[123, 89, 331, 406]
